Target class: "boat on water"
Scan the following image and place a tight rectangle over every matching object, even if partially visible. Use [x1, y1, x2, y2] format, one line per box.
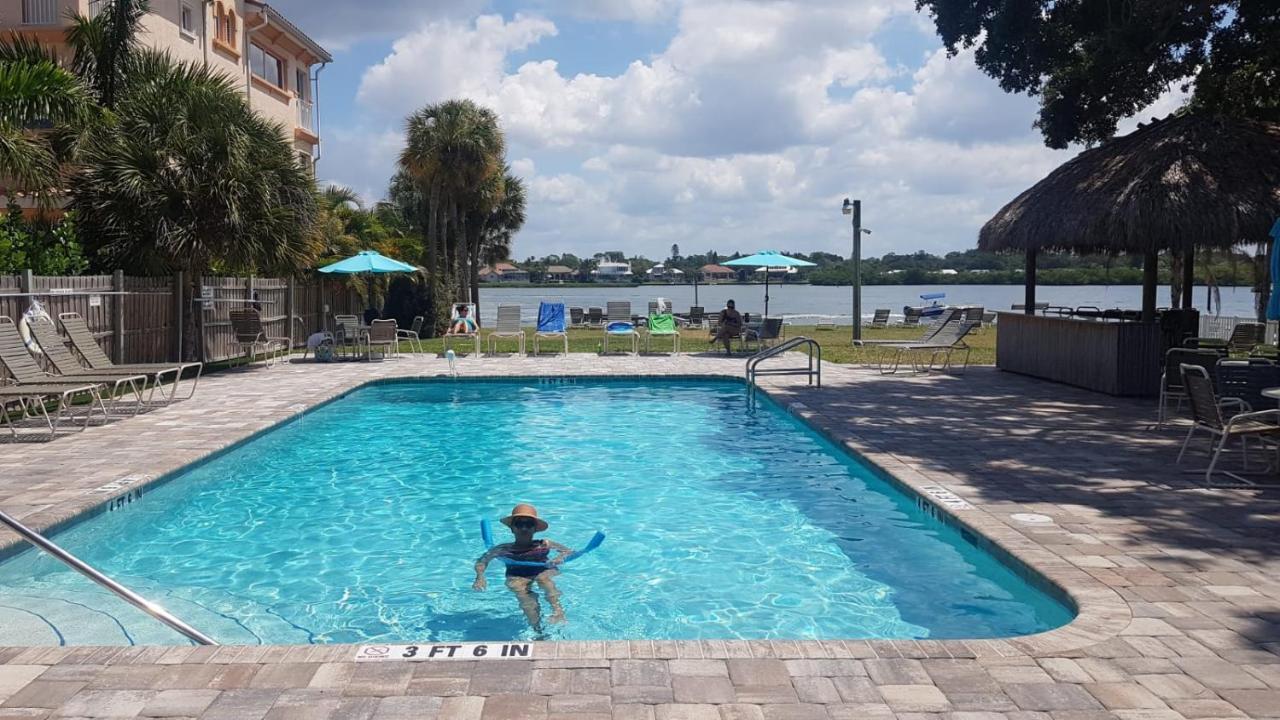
[903, 292, 949, 318]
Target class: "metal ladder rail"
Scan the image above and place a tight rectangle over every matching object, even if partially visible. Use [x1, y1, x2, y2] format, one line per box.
[0, 509, 218, 645]
[746, 336, 821, 388]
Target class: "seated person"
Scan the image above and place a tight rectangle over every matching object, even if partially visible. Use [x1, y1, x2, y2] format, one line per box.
[447, 305, 478, 336]
[709, 299, 744, 352]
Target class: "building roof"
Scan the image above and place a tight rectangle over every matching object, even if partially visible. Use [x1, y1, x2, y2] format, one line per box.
[546, 265, 575, 274]
[701, 264, 736, 273]
[480, 262, 523, 274]
[245, 1, 333, 63]
[980, 114, 1280, 255]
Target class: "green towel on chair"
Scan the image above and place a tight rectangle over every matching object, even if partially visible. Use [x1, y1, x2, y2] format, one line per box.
[649, 313, 677, 333]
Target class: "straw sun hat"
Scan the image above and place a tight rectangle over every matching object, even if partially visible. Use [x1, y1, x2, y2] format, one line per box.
[500, 503, 549, 532]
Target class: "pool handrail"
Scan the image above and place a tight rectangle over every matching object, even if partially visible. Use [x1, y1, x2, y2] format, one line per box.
[746, 336, 821, 388]
[0, 508, 219, 646]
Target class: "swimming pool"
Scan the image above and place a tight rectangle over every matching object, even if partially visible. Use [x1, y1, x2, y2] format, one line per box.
[0, 378, 1073, 645]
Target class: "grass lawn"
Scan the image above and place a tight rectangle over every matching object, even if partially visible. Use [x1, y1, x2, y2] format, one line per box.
[394, 323, 996, 365]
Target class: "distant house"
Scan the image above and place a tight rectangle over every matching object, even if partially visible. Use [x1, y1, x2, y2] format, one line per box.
[479, 262, 530, 283]
[545, 265, 575, 282]
[592, 261, 633, 281]
[647, 264, 685, 281]
[700, 264, 736, 282]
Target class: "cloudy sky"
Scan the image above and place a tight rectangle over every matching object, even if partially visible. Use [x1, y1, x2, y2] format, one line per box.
[270, 0, 1175, 261]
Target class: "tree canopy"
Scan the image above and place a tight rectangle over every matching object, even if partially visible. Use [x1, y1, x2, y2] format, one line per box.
[915, 0, 1280, 148]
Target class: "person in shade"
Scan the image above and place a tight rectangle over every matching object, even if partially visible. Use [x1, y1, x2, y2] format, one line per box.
[473, 504, 573, 628]
[709, 299, 744, 352]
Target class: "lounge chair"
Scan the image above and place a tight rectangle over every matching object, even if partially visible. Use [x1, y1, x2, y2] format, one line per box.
[366, 319, 398, 360]
[229, 309, 290, 367]
[27, 320, 168, 405]
[0, 380, 106, 439]
[58, 312, 202, 403]
[1177, 364, 1280, 487]
[0, 317, 141, 418]
[333, 314, 365, 359]
[871, 309, 890, 329]
[397, 316, 424, 354]
[854, 309, 961, 348]
[902, 307, 922, 326]
[980, 311, 997, 328]
[1156, 348, 1220, 428]
[1185, 322, 1266, 357]
[963, 307, 984, 324]
[585, 307, 604, 327]
[488, 304, 526, 356]
[443, 303, 481, 356]
[814, 317, 836, 331]
[645, 312, 680, 354]
[871, 321, 977, 374]
[534, 302, 569, 355]
[602, 301, 638, 354]
[569, 307, 585, 327]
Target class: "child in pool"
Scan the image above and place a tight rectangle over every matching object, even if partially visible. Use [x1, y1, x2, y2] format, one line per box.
[473, 504, 573, 628]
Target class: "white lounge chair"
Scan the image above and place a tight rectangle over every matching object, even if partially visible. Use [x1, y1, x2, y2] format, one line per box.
[602, 301, 638, 354]
[488, 304, 526, 356]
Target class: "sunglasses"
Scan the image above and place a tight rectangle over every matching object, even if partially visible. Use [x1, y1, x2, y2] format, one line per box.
[512, 519, 537, 530]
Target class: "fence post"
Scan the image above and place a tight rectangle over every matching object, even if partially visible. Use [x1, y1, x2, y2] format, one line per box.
[112, 270, 125, 363]
[172, 271, 184, 362]
[286, 275, 296, 347]
[246, 275, 255, 309]
[19, 269, 33, 309]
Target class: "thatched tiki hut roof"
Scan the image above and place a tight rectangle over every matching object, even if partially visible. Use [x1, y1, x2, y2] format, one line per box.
[979, 113, 1280, 318]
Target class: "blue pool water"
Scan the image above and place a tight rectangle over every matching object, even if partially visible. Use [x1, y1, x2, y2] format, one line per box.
[0, 379, 1073, 645]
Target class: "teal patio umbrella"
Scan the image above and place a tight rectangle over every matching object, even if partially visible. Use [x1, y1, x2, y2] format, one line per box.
[318, 250, 418, 318]
[1268, 219, 1280, 322]
[724, 251, 816, 318]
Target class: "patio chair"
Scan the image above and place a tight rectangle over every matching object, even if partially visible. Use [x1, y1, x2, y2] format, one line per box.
[742, 318, 783, 353]
[815, 317, 836, 331]
[1185, 322, 1266, 357]
[980, 311, 997, 328]
[333, 314, 365, 359]
[648, 301, 659, 318]
[0, 317, 137, 420]
[872, 321, 977, 374]
[1011, 302, 1050, 314]
[1155, 348, 1220, 428]
[534, 302, 569, 355]
[229, 309, 290, 367]
[871, 309, 890, 329]
[903, 307, 922, 326]
[397, 316, 424, 354]
[686, 306, 706, 329]
[488, 304, 526, 356]
[27, 320, 166, 405]
[1214, 359, 1280, 413]
[443, 303, 481, 356]
[602, 301, 638, 354]
[963, 307, 985, 324]
[1177, 364, 1280, 487]
[0, 380, 107, 440]
[57, 312, 202, 403]
[645, 312, 680, 354]
[366, 319, 399, 360]
[585, 307, 604, 327]
[569, 307, 585, 327]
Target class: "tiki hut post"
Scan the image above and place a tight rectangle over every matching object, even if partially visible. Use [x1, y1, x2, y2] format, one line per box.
[1142, 251, 1159, 322]
[1181, 248, 1195, 310]
[1024, 249, 1037, 315]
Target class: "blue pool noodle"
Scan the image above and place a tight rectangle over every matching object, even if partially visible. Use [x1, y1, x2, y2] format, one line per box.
[480, 519, 605, 568]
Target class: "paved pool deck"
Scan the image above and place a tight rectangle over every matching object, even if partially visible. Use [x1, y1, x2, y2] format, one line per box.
[0, 352, 1278, 720]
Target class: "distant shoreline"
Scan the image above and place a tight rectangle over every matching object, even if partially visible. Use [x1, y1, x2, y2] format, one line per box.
[481, 281, 1256, 289]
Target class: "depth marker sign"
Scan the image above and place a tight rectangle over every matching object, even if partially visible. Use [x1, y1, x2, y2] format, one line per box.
[355, 643, 533, 662]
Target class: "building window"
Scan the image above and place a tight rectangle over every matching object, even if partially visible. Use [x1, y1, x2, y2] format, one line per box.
[249, 44, 283, 88]
[295, 68, 307, 99]
[180, 3, 195, 36]
[214, 3, 237, 45]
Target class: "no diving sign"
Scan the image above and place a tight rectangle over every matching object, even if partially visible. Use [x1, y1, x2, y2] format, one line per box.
[355, 642, 533, 662]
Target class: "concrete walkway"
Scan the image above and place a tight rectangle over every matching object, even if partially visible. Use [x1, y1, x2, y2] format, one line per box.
[0, 353, 1277, 719]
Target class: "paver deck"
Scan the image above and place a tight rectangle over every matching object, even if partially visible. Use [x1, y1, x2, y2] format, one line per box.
[0, 352, 1277, 719]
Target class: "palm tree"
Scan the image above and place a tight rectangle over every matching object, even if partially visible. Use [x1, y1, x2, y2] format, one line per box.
[0, 35, 96, 203]
[66, 0, 149, 110]
[74, 51, 317, 360]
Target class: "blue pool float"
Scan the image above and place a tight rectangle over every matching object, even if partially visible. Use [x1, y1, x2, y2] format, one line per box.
[480, 519, 606, 568]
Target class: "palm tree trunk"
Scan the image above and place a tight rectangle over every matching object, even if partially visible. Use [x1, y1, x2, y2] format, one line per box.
[427, 178, 440, 280]
[470, 221, 487, 309]
[458, 212, 471, 305]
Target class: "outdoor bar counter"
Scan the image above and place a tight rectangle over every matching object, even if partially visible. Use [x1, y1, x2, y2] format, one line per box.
[996, 312, 1162, 396]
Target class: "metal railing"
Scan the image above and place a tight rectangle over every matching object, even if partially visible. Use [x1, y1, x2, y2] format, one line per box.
[746, 336, 821, 388]
[22, 0, 58, 24]
[297, 99, 315, 133]
[0, 508, 218, 645]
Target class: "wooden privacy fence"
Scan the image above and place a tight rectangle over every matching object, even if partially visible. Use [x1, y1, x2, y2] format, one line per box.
[0, 272, 363, 381]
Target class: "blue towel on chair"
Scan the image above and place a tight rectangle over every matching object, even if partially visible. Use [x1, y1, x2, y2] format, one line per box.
[607, 321, 634, 334]
[538, 302, 566, 333]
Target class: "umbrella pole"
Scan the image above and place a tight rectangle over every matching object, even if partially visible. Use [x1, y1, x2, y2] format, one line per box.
[764, 269, 770, 319]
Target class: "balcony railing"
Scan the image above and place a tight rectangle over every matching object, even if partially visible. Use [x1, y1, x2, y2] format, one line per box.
[22, 0, 58, 24]
[297, 99, 315, 134]
[87, 0, 104, 19]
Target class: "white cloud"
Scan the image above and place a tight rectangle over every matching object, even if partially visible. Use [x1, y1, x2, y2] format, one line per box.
[328, 1, 1094, 260]
[264, 0, 487, 49]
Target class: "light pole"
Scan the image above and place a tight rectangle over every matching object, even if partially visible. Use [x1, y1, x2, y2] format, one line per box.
[842, 199, 871, 342]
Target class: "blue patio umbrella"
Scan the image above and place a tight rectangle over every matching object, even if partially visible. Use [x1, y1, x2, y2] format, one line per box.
[1268, 219, 1280, 322]
[318, 250, 418, 317]
[724, 251, 816, 318]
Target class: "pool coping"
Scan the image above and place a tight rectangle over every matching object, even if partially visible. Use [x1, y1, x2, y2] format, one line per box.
[0, 363, 1129, 661]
